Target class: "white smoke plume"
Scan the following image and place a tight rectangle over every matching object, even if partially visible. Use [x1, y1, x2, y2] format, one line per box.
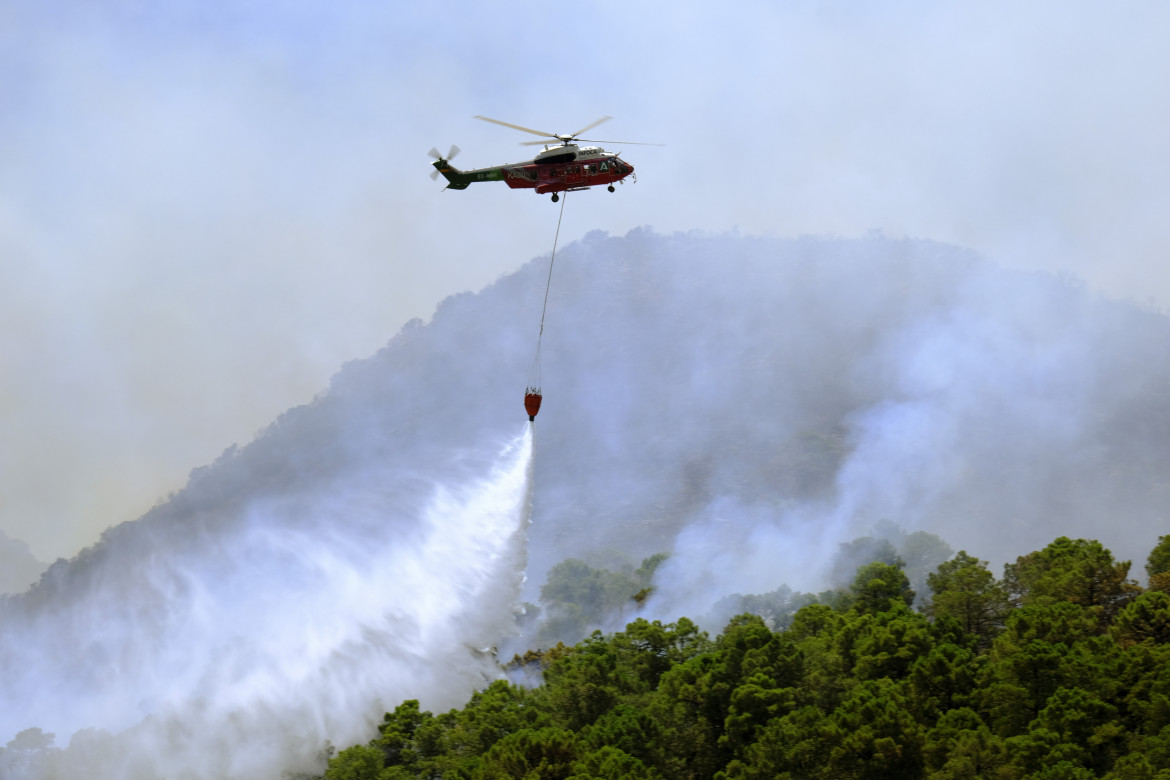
[0, 427, 534, 779]
[3, 230, 1170, 778]
[642, 248, 1170, 625]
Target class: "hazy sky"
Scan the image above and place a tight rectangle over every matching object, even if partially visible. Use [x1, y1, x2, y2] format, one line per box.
[3, 0, 1169, 560]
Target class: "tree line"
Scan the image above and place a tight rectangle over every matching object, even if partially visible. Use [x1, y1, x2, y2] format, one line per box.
[322, 534, 1170, 779]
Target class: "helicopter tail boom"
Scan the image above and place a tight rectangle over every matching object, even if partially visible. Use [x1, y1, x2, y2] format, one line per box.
[431, 160, 474, 190]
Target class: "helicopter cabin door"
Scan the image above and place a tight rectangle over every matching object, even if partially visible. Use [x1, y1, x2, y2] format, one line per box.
[564, 164, 583, 186]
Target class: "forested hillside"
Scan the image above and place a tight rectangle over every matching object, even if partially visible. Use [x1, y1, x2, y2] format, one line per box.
[3, 231, 1170, 779]
[324, 535, 1170, 779]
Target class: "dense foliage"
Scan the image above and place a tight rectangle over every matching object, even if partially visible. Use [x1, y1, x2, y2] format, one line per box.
[323, 536, 1170, 779]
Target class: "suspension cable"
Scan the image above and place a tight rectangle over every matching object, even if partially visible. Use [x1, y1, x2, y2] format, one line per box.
[538, 191, 568, 340]
[527, 192, 567, 396]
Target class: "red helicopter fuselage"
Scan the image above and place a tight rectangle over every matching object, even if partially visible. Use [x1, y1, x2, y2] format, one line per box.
[431, 144, 635, 200]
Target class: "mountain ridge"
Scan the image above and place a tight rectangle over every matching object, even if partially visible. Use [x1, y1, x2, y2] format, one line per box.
[2, 229, 1168, 779]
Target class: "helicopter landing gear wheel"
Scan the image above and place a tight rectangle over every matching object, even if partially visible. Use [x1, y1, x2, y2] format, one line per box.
[608, 185, 615, 192]
[551, 193, 560, 203]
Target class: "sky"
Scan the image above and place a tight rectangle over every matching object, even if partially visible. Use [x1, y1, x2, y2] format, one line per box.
[3, 0, 1170, 561]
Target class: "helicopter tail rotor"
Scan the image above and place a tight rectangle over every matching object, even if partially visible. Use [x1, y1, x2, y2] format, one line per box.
[429, 145, 461, 180]
[428, 145, 460, 161]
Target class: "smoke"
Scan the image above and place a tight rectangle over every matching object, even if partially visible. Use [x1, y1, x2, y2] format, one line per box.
[0, 427, 534, 779]
[2, 230, 1169, 777]
[0, 531, 46, 595]
[6, 2, 1170, 566]
[519, 232, 1170, 629]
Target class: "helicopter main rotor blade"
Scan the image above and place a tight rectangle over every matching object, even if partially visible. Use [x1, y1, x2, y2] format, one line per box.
[569, 116, 613, 138]
[474, 115, 558, 140]
[575, 138, 666, 146]
[519, 137, 665, 147]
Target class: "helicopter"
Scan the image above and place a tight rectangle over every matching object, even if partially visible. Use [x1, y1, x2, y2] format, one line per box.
[429, 116, 660, 202]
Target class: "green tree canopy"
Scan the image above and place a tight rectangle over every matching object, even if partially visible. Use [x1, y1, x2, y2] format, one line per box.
[926, 551, 1011, 647]
[850, 561, 915, 614]
[1112, 591, 1170, 646]
[538, 556, 667, 643]
[1147, 534, 1170, 593]
[1004, 537, 1138, 624]
[321, 535, 1170, 780]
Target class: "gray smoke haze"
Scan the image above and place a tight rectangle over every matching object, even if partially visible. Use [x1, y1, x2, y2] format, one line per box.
[523, 233, 1168, 608]
[642, 240, 1170, 621]
[5, 2, 1170, 775]
[0, 531, 45, 595]
[4, 1, 1170, 562]
[2, 230, 1169, 778]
